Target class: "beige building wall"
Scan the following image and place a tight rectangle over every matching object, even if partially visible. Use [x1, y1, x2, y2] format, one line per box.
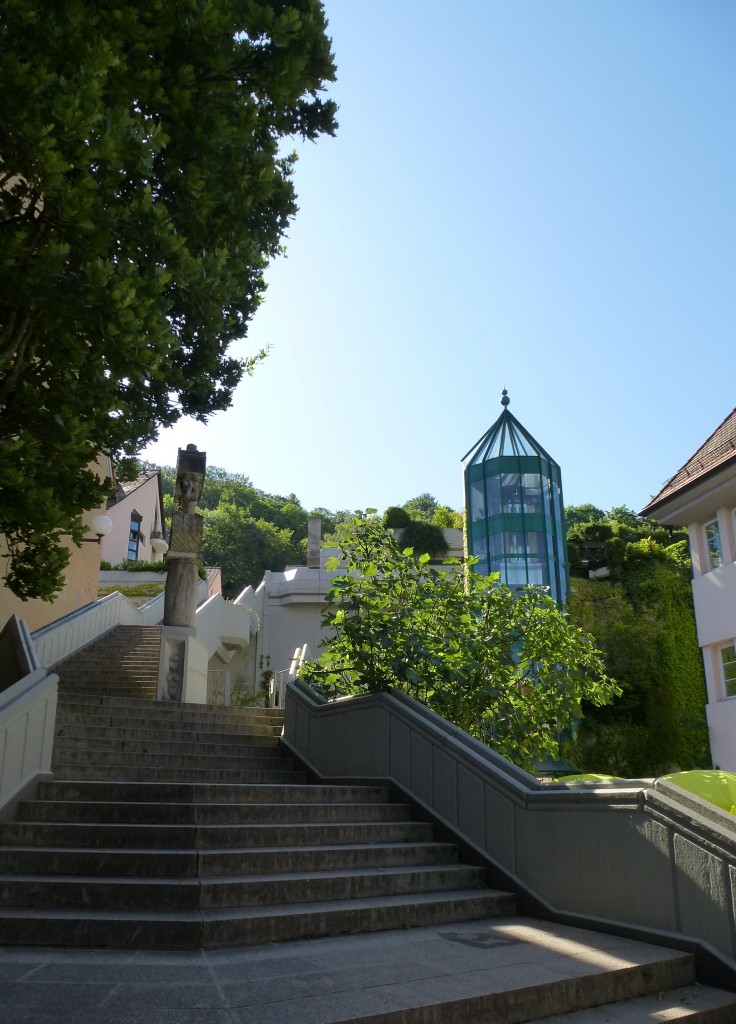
[0, 456, 113, 633]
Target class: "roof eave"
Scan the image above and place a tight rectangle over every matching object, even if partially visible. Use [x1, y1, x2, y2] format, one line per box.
[641, 452, 736, 525]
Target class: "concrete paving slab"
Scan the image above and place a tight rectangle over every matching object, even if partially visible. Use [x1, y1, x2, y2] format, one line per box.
[0, 916, 730, 1024]
[16, 961, 216, 985]
[104, 981, 228, 1011]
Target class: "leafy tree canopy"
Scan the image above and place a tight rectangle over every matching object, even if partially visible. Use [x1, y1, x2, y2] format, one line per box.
[565, 504, 606, 528]
[300, 515, 618, 771]
[0, 0, 336, 600]
[607, 505, 645, 528]
[400, 493, 462, 529]
[401, 493, 440, 521]
[200, 503, 295, 597]
[400, 493, 461, 528]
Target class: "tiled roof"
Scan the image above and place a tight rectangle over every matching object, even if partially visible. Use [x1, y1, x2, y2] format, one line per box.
[108, 470, 159, 507]
[643, 408, 736, 512]
[118, 471, 158, 497]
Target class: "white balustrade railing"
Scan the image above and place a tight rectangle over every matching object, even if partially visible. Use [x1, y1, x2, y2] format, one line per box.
[0, 667, 58, 816]
[267, 644, 310, 708]
[195, 593, 258, 661]
[270, 670, 288, 708]
[32, 577, 209, 668]
[139, 591, 166, 625]
[288, 643, 309, 682]
[32, 593, 142, 668]
[232, 584, 258, 611]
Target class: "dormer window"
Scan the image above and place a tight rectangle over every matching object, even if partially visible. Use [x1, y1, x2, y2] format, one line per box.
[705, 519, 723, 570]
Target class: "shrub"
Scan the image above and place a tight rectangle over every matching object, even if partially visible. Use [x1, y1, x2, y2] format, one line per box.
[382, 506, 412, 529]
[398, 521, 449, 560]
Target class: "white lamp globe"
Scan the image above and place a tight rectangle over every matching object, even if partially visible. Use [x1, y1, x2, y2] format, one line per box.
[90, 514, 113, 539]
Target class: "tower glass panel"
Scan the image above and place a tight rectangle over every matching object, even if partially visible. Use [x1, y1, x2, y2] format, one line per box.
[462, 393, 569, 606]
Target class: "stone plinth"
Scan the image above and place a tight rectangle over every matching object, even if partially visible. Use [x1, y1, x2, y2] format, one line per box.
[157, 626, 208, 703]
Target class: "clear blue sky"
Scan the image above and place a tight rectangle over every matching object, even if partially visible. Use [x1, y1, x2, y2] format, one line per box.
[143, 0, 736, 517]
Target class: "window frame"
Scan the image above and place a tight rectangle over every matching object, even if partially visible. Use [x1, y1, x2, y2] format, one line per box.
[127, 510, 143, 562]
[721, 643, 736, 699]
[705, 519, 723, 570]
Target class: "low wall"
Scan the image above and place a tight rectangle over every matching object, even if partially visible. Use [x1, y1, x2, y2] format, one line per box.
[0, 668, 58, 819]
[284, 682, 736, 979]
[33, 592, 153, 667]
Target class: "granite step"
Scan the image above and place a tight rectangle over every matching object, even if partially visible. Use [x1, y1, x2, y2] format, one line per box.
[54, 715, 282, 741]
[17, 799, 417, 825]
[57, 684, 158, 697]
[46, 764, 308, 784]
[54, 693, 284, 719]
[51, 747, 294, 772]
[55, 705, 284, 734]
[0, 889, 514, 949]
[0, 863, 488, 912]
[52, 734, 289, 759]
[51, 722, 281, 746]
[0, 819, 435, 850]
[51, 733, 286, 757]
[35, 780, 392, 804]
[528, 986, 736, 1022]
[0, 840, 459, 878]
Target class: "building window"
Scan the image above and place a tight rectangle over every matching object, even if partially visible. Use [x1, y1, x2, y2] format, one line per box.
[705, 520, 722, 569]
[721, 645, 736, 698]
[128, 511, 143, 561]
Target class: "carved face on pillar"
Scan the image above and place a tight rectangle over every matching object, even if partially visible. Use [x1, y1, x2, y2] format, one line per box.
[178, 473, 201, 513]
[173, 445, 207, 514]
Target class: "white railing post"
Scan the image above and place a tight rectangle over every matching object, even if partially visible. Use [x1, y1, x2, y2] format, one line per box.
[269, 670, 288, 708]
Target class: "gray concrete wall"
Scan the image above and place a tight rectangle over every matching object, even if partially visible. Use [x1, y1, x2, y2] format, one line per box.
[284, 682, 736, 972]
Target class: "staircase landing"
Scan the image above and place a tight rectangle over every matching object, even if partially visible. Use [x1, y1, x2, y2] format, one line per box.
[2, 914, 735, 1024]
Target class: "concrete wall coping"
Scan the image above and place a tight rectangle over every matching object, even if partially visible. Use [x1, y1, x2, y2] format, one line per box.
[284, 680, 736, 977]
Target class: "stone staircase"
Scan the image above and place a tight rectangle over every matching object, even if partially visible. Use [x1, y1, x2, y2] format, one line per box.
[1, 685, 736, 1019]
[54, 625, 161, 699]
[0, 694, 512, 949]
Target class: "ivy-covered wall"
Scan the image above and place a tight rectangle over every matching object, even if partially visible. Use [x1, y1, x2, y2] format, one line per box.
[565, 543, 710, 776]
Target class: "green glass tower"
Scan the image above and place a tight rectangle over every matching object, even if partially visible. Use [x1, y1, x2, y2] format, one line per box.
[463, 390, 569, 606]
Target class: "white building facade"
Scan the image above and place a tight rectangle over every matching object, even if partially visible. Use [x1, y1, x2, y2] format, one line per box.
[641, 408, 736, 770]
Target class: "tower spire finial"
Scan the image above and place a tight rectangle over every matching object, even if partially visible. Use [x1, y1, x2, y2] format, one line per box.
[501, 388, 510, 407]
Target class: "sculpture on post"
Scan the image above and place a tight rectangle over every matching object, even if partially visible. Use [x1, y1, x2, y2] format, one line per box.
[158, 444, 207, 701]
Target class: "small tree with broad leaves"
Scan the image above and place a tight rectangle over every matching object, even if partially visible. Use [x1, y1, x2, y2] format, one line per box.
[300, 514, 619, 772]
